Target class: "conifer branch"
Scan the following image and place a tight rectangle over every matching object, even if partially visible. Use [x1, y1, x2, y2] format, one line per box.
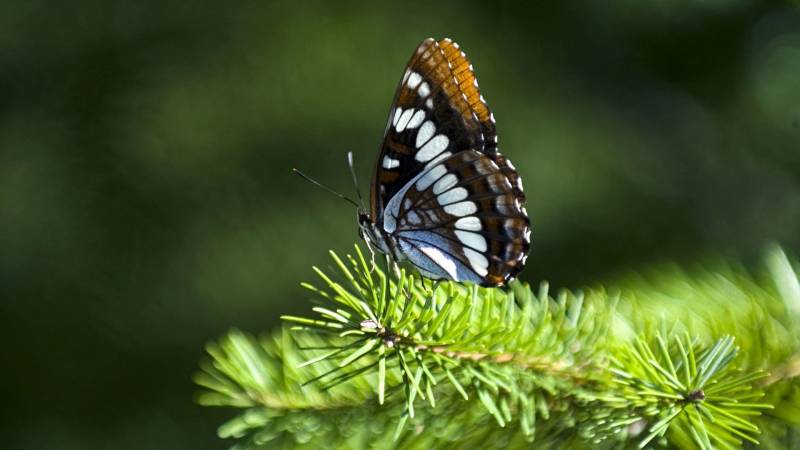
[195, 244, 800, 449]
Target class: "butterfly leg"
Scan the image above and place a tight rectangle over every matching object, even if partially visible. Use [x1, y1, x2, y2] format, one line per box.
[364, 238, 377, 273]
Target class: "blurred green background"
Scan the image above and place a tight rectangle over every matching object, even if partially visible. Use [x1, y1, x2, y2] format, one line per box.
[1, 1, 799, 448]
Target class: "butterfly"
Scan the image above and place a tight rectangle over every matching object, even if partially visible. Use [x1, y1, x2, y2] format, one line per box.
[357, 37, 531, 287]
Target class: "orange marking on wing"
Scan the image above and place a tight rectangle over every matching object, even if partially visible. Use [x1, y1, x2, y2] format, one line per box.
[438, 38, 492, 124]
[406, 40, 475, 126]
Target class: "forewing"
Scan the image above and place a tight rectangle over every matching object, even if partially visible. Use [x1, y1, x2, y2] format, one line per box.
[370, 38, 499, 219]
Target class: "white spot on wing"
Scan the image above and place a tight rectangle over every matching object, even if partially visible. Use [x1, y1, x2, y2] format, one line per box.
[455, 230, 487, 252]
[433, 174, 457, 194]
[426, 98, 434, 109]
[464, 248, 488, 276]
[416, 135, 449, 162]
[455, 217, 481, 231]
[494, 197, 513, 215]
[416, 164, 446, 191]
[476, 159, 501, 176]
[406, 110, 425, 130]
[407, 72, 422, 89]
[444, 201, 477, 217]
[382, 156, 400, 169]
[424, 151, 451, 168]
[503, 219, 518, 235]
[437, 187, 467, 205]
[416, 121, 435, 148]
[419, 246, 458, 280]
[487, 175, 511, 191]
[406, 210, 422, 225]
[392, 107, 402, 126]
[395, 109, 414, 132]
[418, 81, 430, 98]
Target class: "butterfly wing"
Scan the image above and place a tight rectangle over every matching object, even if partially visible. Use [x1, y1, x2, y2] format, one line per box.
[370, 38, 530, 286]
[370, 38, 499, 217]
[386, 150, 530, 285]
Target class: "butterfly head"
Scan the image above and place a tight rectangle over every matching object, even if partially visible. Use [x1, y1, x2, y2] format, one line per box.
[358, 209, 393, 257]
[357, 209, 375, 242]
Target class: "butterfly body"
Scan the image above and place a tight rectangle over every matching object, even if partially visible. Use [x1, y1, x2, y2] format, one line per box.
[360, 38, 531, 287]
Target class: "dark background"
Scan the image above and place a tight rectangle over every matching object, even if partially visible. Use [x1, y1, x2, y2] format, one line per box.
[1, 1, 799, 449]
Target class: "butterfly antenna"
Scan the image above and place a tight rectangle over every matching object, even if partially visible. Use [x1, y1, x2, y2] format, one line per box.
[346, 152, 366, 210]
[292, 168, 360, 208]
